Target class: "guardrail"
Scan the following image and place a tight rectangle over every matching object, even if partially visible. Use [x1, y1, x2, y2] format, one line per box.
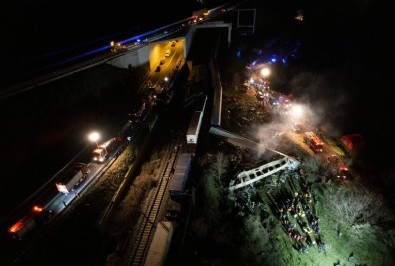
[1, 2, 237, 100]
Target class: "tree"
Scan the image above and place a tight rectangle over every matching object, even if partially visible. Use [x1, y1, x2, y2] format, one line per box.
[202, 170, 222, 223]
[210, 152, 229, 185]
[242, 215, 283, 265]
[322, 183, 394, 227]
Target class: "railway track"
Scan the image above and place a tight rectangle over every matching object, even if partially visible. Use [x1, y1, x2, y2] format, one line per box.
[127, 140, 180, 266]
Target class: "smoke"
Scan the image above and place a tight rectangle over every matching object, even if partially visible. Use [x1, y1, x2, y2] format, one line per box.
[290, 69, 350, 134]
[242, 59, 358, 159]
[250, 119, 291, 158]
[250, 97, 338, 158]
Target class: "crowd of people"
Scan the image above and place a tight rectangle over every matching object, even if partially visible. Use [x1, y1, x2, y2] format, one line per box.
[275, 180, 325, 254]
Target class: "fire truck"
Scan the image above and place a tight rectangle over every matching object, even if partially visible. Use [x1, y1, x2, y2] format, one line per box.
[92, 137, 121, 163]
[303, 131, 324, 152]
[327, 154, 349, 179]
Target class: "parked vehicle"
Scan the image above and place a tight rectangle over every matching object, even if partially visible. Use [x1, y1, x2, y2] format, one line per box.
[92, 138, 121, 163]
[55, 163, 90, 194]
[269, 97, 279, 106]
[256, 90, 264, 101]
[327, 154, 349, 179]
[292, 122, 308, 133]
[303, 131, 324, 152]
[7, 205, 49, 240]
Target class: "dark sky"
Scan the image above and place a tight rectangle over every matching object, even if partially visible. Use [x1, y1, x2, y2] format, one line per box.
[296, 0, 395, 203]
[0, 0, 230, 219]
[230, 0, 395, 204]
[0, 0, 227, 81]
[302, 1, 395, 146]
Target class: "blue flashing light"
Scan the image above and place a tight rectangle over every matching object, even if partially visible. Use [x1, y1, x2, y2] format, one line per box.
[237, 50, 241, 58]
[282, 58, 287, 64]
[252, 60, 257, 66]
[270, 54, 277, 63]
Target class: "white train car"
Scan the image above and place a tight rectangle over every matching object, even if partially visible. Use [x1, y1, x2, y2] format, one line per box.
[144, 221, 175, 266]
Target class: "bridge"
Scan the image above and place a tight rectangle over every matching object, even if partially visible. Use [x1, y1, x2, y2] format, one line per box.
[0, 2, 238, 100]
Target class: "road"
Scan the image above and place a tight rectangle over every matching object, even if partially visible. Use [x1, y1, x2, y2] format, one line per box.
[143, 39, 185, 95]
[0, 37, 188, 265]
[1, 2, 236, 100]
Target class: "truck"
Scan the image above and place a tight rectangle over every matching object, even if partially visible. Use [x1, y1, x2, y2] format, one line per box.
[327, 154, 350, 179]
[303, 131, 324, 152]
[7, 205, 49, 240]
[55, 163, 90, 194]
[92, 137, 121, 163]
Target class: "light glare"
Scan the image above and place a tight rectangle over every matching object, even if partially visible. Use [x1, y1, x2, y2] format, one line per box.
[261, 67, 270, 77]
[89, 132, 100, 143]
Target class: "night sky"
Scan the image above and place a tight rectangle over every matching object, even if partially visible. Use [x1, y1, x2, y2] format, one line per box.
[0, 0, 218, 84]
[301, 0, 395, 177]
[0, 0, 229, 219]
[299, 0, 395, 208]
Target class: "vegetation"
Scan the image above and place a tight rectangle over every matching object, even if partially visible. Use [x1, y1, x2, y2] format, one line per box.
[5, 2, 395, 266]
[178, 146, 395, 265]
[170, 2, 395, 263]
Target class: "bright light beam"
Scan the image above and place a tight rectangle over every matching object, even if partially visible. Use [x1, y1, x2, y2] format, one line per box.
[261, 67, 270, 78]
[89, 132, 100, 146]
[291, 105, 303, 119]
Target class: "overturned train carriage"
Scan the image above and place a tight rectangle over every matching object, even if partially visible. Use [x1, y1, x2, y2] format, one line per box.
[229, 156, 299, 191]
